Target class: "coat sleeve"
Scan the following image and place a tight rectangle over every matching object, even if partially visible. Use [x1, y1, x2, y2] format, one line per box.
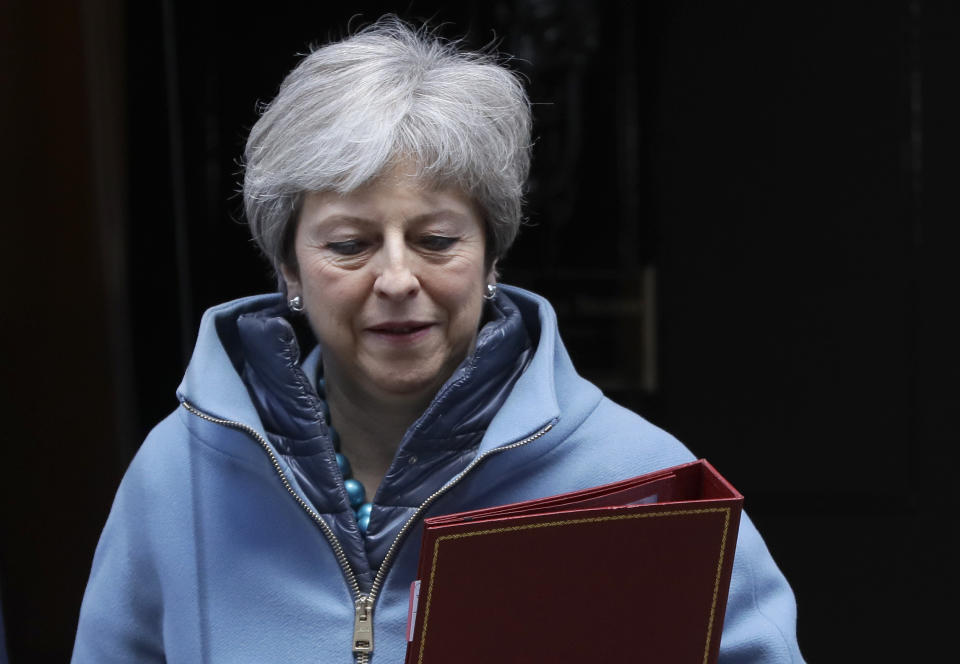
[71, 416, 192, 664]
[71, 468, 166, 663]
[718, 511, 805, 663]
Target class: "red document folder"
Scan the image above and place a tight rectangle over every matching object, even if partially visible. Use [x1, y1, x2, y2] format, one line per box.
[404, 459, 743, 664]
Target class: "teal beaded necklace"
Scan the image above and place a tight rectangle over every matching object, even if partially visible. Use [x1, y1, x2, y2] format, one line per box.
[316, 375, 374, 534]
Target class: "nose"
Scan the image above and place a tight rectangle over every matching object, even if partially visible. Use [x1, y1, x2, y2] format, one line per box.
[372, 239, 420, 300]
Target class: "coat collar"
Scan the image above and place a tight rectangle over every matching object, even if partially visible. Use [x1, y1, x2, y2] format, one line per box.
[176, 286, 565, 457]
[475, 285, 561, 454]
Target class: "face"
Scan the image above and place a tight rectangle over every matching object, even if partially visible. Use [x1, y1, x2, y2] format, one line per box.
[283, 166, 493, 408]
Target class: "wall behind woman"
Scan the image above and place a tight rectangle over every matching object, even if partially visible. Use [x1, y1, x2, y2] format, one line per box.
[1, 1, 131, 662]
[1, 1, 956, 662]
[650, 3, 957, 659]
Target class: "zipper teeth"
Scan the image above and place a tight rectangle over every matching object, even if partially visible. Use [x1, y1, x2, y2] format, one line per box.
[180, 401, 362, 598]
[367, 421, 554, 601]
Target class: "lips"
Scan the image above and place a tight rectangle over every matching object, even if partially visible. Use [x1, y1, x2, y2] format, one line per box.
[364, 321, 436, 346]
[367, 321, 433, 334]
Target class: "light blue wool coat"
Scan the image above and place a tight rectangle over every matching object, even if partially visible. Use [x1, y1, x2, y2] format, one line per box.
[73, 285, 804, 663]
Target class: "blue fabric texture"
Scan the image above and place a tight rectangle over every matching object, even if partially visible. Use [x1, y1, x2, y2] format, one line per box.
[72, 285, 804, 663]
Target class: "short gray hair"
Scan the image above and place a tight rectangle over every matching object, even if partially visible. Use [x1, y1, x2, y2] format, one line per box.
[243, 18, 532, 278]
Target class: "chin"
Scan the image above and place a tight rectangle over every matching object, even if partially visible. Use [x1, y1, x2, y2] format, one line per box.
[375, 375, 441, 399]
[368, 365, 450, 401]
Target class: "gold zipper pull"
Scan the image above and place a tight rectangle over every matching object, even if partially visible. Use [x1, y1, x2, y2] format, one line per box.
[352, 595, 374, 655]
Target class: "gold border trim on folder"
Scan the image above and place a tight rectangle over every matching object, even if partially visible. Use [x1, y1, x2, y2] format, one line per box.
[416, 506, 732, 664]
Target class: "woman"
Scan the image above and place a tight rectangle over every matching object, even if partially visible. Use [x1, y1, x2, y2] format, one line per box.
[73, 19, 803, 664]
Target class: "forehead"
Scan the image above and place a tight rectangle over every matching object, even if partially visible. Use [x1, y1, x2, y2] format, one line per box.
[300, 167, 478, 225]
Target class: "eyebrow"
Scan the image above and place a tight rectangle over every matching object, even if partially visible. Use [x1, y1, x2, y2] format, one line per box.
[407, 210, 475, 225]
[315, 210, 473, 227]
[313, 215, 373, 227]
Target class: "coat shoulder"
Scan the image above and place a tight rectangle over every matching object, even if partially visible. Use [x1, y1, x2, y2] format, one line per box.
[561, 396, 698, 470]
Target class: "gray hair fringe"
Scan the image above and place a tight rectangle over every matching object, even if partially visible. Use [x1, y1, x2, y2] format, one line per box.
[242, 17, 532, 279]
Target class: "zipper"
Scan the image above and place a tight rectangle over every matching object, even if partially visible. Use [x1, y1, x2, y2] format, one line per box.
[354, 419, 553, 664]
[180, 401, 362, 598]
[181, 400, 553, 663]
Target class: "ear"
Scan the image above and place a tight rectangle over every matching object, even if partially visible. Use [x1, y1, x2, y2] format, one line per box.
[279, 263, 300, 296]
[485, 259, 499, 285]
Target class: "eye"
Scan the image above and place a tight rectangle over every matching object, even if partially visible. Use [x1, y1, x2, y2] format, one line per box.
[419, 235, 458, 251]
[326, 240, 367, 256]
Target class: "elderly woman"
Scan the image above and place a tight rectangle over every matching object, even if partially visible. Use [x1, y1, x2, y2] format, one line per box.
[73, 19, 803, 664]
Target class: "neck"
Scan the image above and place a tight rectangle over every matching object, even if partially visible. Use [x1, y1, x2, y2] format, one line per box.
[323, 364, 432, 499]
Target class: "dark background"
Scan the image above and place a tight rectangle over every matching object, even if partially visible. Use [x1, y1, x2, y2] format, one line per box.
[2, 0, 957, 661]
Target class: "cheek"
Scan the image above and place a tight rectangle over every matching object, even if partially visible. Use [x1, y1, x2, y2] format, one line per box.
[430, 258, 481, 295]
[432, 265, 486, 329]
[303, 264, 362, 306]
[302, 271, 369, 336]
